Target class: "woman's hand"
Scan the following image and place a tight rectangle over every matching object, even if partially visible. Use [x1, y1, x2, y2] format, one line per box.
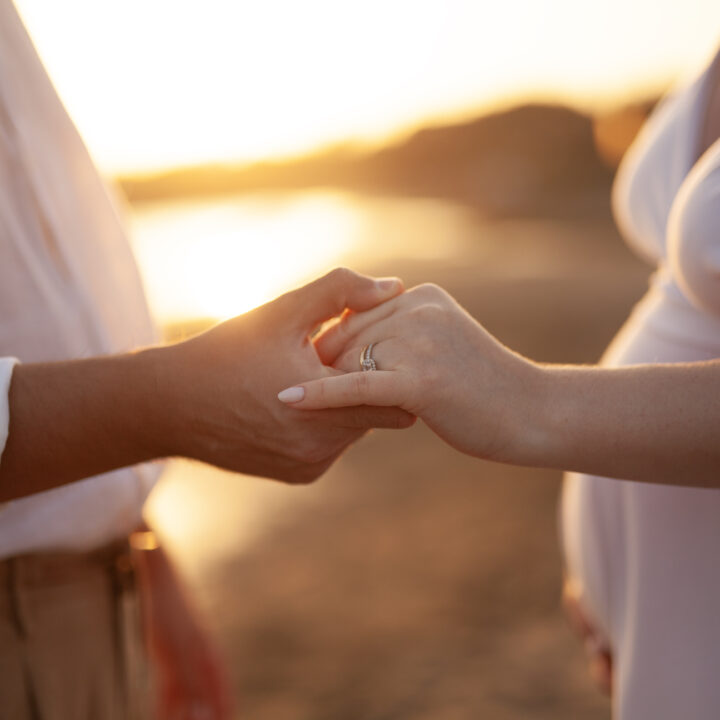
[278, 281, 720, 485]
[562, 578, 613, 696]
[278, 283, 542, 463]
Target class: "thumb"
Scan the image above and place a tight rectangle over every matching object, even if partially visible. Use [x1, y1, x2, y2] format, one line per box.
[285, 268, 403, 329]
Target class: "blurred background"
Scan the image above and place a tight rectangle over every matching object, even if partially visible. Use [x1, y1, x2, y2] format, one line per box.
[15, 1, 720, 717]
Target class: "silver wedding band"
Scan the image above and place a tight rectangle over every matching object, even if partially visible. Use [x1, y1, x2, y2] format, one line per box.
[360, 343, 377, 372]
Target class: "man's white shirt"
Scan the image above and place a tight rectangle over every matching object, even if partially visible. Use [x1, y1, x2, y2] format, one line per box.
[0, 0, 161, 558]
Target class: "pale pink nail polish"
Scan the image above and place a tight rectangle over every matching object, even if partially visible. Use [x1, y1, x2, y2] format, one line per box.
[278, 386, 305, 403]
[376, 278, 400, 292]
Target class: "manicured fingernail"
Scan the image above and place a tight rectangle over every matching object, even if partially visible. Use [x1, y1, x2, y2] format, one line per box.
[278, 386, 305, 403]
[376, 277, 401, 292]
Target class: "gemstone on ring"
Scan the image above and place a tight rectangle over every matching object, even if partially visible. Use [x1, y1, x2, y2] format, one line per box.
[360, 343, 377, 371]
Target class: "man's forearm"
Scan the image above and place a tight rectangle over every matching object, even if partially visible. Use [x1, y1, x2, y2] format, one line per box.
[0, 348, 172, 501]
[0, 270, 411, 501]
[522, 361, 720, 486]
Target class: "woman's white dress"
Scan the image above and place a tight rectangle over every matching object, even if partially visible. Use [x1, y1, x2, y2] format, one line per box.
[561, 53, 720, 719]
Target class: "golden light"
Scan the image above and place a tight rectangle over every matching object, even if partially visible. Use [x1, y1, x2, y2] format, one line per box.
[129, 192, 360, 322]
[144, 459, 318, 578]
[129, 190, 474, 323]
[14, 0, 720, 568]
[15, 0, 720, 175]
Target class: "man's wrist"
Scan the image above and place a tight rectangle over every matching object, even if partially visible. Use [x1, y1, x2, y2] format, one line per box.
[128, 345, 186, 461]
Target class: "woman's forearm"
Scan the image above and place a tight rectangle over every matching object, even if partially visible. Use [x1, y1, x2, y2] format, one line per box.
[292, 284, 720, 489]
[520, 361, 720, 487]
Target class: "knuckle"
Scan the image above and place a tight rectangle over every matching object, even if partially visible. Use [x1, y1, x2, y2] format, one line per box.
[419, 302, 447, 322]
[421, 282, 442, 296]
[322, 378, 340, 404]
[285, 434, 326, 466]
[408, 301, 444, 325]
[351, 371, 371, 396]
[421, 363, 442, 388]
[285, 439, 307, 464]
[291, 465, 322, 485]
[413, 282, 446, 301]
[387, 411, 413, 429]
[414, 332, 436, 356]
[410, 283, 430, 296]
[313, 380, 328, 404]
[407, 304, 428, 325]
[292, 449, 315, 468]
[343, 406, 367, 427]
[328, 266, 354, 287]
[301, 443, 327, 466]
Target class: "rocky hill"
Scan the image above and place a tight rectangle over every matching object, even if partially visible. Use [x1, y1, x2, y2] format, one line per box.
[119, 101, 653, 218]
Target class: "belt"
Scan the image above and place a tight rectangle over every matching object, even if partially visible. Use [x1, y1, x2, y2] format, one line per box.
[0, 539, 134, 593]
[0, 539, 136, 640]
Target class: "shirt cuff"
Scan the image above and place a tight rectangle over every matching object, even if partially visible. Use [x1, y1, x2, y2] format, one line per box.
[0, 358, 19, 465]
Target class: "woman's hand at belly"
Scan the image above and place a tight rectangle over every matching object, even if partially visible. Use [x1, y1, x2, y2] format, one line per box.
[562, 578, 613, 697]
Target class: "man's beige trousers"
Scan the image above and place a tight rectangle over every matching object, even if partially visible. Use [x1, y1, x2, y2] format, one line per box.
[0, 543, 151, 720]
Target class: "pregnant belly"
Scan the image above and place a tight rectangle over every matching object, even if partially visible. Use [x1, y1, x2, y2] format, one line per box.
[560, 274, 720, 648]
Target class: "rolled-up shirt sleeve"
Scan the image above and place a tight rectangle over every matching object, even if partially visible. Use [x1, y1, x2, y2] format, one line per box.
[0, 358, 19, 464]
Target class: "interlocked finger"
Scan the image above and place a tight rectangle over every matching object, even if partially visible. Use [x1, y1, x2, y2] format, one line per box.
[314, 292, 404, 365]
[334, 338, 400, 375]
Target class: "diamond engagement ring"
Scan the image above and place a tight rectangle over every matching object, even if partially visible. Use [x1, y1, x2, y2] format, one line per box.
[360, 343, 377, 371]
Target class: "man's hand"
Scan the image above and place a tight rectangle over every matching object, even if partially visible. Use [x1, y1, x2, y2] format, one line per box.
[159, 267, 415, 483]
[0, 268, 414, 500]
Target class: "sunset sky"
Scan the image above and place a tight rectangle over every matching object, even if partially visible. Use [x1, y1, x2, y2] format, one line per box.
[15, 0, 720, 174]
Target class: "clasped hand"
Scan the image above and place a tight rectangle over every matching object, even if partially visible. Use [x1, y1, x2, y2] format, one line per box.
[160, 268, 415, 484]
[279, 283, 540, 463]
